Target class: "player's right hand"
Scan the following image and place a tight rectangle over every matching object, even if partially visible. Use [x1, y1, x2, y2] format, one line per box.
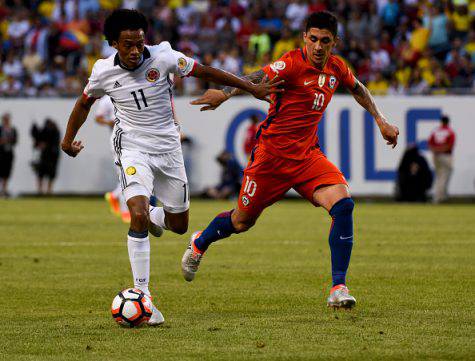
[190, 89, 229, 111]
[250, 75, 285, 104]
[378, 122, 399, 148]
[61, 140, 84, 157]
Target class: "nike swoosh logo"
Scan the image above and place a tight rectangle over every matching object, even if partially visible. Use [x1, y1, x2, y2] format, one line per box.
[304, 80, 315, 86]
[340, 235, 353, 240]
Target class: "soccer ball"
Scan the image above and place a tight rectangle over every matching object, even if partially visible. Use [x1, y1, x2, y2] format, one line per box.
[111, 288, 152, 327]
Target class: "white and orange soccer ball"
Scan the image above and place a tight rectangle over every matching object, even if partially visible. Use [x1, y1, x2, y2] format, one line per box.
[111, 288, 152, 327]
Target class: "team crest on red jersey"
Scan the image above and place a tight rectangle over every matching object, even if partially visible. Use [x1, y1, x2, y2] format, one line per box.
[329, 76, 336, 89]
[318, 74, 326, 87]
[270, 61, 286, 73]
[146, 68, 160, 82]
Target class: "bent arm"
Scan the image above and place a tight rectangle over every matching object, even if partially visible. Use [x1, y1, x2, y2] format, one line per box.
[349, 78, 399, 147]
[348, 79, 386, 126]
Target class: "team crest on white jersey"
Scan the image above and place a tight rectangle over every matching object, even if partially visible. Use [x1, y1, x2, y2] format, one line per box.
[178, 57, 187, 70]
[270, 61, 286, 73]
[318, 74, 326, 87]
[146, 68, 160, 82]
[126, 166, 136, 175]
[329, 75, 336, 89]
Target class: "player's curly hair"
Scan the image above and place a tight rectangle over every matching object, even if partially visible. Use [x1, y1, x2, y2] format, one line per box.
[305, 11, 338, 37]
[103, 9, 148, 45]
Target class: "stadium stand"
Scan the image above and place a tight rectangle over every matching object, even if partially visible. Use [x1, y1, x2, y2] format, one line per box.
[0, 0, 473, 96]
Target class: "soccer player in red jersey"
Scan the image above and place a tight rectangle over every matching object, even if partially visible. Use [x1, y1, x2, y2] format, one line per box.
[182, 12, 399, 308]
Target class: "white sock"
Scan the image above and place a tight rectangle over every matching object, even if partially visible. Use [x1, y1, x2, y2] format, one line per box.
[127, 233, 150, 297]
[149, 206, 168, 229]
[112, 183, 122, 198]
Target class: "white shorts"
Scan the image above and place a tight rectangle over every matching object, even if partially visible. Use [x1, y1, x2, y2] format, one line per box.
[115, 148, 190, 213]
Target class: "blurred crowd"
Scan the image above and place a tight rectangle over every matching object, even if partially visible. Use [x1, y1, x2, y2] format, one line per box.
[0, 0, 474, 97]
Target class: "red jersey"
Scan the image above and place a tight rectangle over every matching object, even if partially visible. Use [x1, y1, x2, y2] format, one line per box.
[244, 123, 258, 155]
[259, 48, 356, 160]
[428, 125, 455, 154]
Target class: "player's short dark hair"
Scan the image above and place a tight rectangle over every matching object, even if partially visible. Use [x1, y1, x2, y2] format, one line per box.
[441, 115, 450, 125]
[104, 9, 148, 45]
[305, 11, 338, 37]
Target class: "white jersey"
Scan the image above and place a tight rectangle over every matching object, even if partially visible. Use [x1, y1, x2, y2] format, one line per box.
[83, 42, 195, 155]
[95, 95, 115, 122]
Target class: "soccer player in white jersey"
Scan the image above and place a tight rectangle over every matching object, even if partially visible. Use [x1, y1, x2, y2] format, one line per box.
[61, 9, 283, 325]
[94, 95, 131, 223]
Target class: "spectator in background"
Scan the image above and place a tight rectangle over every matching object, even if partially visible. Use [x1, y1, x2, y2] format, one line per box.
[380, 0, 400, 36]
[424, 5, 450, 58]
[464, 30, 475, 63]
[3, 50, 24, 79]
[248, 24, 271, 62]
[202, 150, 242, 200]
[31, 118, 61, 195]
[244, 114, 261, 158]
[428, 115, 456, 203]
[0, 75, 22, 96]
[346, 12, 367, 42]
[272, 27, 296, 60]
[409, 18, 429, 56]
[285, 0, 309, 32]
[395, 145, 433, 202]
[370, 39, 390, 73]
[0, 113, 18, 197]
[450, 5, 470, 41]
[367, 71, 389, 95]
[408, 68, 429, 94]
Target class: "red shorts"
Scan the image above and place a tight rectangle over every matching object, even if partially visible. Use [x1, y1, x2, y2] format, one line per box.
[238, 146, 347, 216]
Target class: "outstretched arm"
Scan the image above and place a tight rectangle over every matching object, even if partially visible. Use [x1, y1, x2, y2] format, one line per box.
[191, 69, 273, 111]
[222, 70, 267, 98]
[349, 79, 399, 148]
[61, 95, 96, 157]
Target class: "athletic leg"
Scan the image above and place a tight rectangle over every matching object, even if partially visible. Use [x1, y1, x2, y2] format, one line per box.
[119, 151, 164, 324]
[182, 158, 291, 282]
[293, 150, 355, 308]
[126, 194, 151, 296]
[194, 207, 259, 252]
[313, 184, 356, 308]
[149, 149, 190, 236]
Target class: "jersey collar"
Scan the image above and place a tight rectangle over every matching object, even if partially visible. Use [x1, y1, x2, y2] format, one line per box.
[114, 46, 151, 71]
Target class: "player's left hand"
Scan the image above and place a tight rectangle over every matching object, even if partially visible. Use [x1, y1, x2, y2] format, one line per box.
[378, 121, 399, 148]
[190, 89, 228, 111]
[249, 75, 285, 104]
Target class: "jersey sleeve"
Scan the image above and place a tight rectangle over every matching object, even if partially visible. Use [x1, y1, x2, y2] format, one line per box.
[162, 42, 196, 77]
[261, 52, 295, 81]
[335, 56, 356, 90]
[83, 61, 106, 99]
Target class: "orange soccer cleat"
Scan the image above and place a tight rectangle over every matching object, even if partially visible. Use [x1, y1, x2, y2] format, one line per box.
[105, 192, 120, 216]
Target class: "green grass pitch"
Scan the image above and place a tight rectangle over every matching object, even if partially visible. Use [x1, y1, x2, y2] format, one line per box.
[0, 198, 474, 360]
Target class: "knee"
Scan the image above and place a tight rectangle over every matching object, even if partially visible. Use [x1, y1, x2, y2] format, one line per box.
[329, 197, 354, 217]
[169, 222, 188, 235]
[130, 208, 150, 230]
